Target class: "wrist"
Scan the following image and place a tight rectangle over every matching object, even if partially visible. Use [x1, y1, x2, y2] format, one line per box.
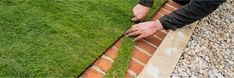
[157, 21, 164, 30]
[152, 21, 164, 30]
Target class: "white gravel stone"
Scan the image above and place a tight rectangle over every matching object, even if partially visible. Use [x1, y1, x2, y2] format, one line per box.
[171, 0, 234, 77]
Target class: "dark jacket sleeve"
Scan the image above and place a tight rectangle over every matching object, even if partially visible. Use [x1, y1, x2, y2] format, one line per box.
[159, 0, 226, 31]
[139, 0, 154, 7]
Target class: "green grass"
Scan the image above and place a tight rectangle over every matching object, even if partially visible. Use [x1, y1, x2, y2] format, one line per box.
[0, 0, 163, 77]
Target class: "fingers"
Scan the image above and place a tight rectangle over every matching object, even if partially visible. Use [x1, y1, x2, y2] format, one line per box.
[127, 31, 141, 37]
[132, 24, 139, 28]
[132, 15, 145, 23]
[132, 16, 140, 22]
[133, 35, 145, 41]
[125, 24, 139, 34]
[126, 28, 137, 35]
[132, 13, 142, 22]
[132, 17, 140, 22]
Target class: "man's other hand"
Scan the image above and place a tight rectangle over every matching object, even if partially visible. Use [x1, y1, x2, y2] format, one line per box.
[132, 4, 150, 22]
[126, 20, 164, 41]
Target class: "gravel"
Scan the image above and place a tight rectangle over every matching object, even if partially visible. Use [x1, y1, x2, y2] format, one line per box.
[171, 0, 234, 78]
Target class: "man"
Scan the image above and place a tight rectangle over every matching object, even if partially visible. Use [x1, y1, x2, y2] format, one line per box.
[126, 0, 226, 41]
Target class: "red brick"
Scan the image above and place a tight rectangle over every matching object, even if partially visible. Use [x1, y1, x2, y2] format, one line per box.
[82, 68, 103, 78]
[125, 73, 134, 78]
[135, 40, 156, 55]
[158, 8, 170, 15]
[157, 12, 165, 17]
[129, 59, 144, 75]
[144, 36, 162, 47]
[162, 5, 176, 12]
[166, 1, 182, 9]
[153, 14, 162, 20]
[105, 47, 117, 59]
[94, 58, 112, 72]
[113, 38, 123, 48]
[154, 31, 167, 39]
[152, 17, 159, 21]
[132, 49, 151, 64]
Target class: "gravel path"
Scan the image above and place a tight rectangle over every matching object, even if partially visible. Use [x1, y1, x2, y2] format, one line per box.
[171, 0, 234, 78]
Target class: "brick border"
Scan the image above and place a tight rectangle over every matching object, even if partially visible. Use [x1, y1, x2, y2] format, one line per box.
[80, 1, 182, 78]
[80, 39, 123, 78]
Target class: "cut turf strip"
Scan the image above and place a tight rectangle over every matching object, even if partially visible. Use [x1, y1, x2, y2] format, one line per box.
[104, 37, 134, 78]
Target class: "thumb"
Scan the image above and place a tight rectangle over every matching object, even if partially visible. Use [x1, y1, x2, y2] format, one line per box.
[132, 17, 139, 22]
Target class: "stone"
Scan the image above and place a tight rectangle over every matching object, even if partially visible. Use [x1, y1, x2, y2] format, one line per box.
[171, 0, 234, 77]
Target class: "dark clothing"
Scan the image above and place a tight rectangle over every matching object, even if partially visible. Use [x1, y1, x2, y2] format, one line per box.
[139, 0, 226, 31]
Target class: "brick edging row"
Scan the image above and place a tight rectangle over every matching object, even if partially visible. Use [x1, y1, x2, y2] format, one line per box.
[80, 0, 182, 78]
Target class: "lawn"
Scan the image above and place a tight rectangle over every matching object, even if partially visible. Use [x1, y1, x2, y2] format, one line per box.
[0, 0, 163, 77]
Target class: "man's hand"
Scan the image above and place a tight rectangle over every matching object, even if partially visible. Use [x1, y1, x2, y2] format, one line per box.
[126, 20, 164, 41]
[132, 4, 150, 22]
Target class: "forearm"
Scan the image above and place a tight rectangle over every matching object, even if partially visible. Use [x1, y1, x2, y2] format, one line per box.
[160, 0, 226, 31]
